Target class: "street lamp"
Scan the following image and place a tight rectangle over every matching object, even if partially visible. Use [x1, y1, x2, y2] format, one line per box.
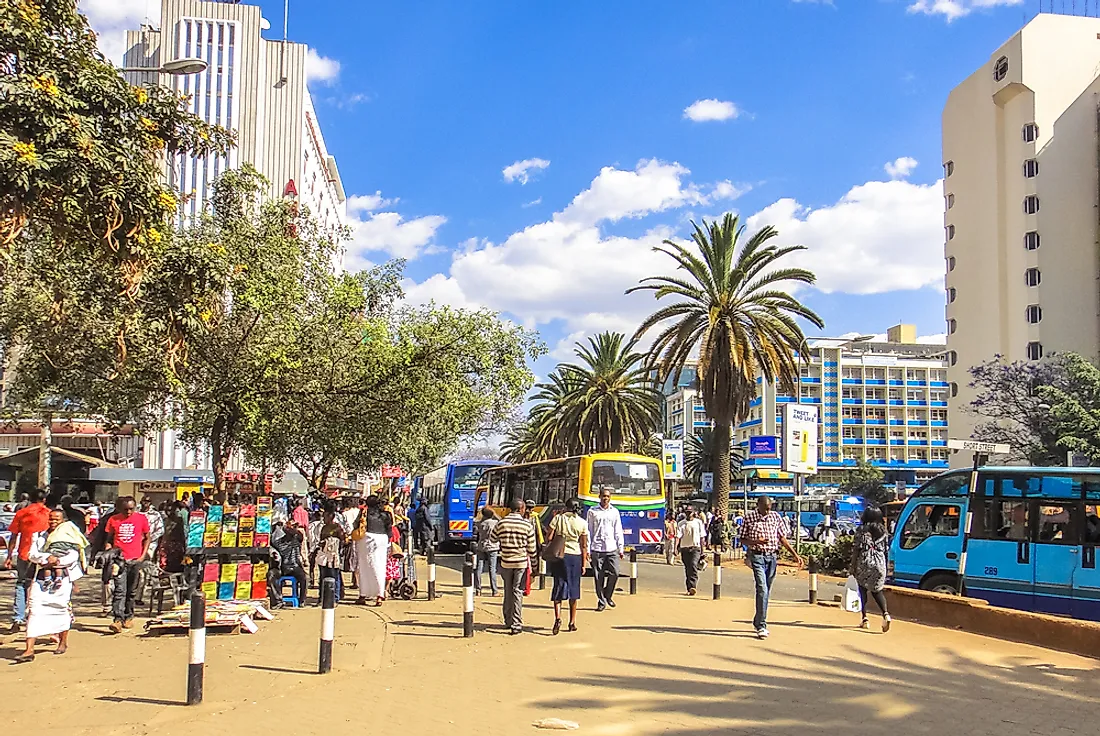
[120, 57, 208, 76]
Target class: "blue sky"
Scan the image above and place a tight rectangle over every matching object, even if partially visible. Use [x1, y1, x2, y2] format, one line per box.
[88, 0, 1047, 373]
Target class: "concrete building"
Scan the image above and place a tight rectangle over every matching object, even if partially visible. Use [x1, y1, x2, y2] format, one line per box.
[662, 325, 950, 490]
[943, 12, 1100, 447]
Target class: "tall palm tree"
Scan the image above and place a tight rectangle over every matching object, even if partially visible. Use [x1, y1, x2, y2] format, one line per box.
[559, 331, 663, 454]
[628, 214, 823, 522]
[684, 428, 746, 492]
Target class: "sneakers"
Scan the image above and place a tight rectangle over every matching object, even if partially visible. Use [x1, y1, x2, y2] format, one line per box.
[860, 618, 871, 630]
[756, 627, 770, 639]
[882, 614, 892, 633]
[109, 621, 123, 634]
[688, 587, 697, 596]
[596, 602, 607, 612]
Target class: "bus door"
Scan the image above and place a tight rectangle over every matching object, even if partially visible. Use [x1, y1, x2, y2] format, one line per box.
[1074, 498, 1100, 621]
[892, 501, 963, 590]
[967, 476, 1036, 610]
[1031, 501, 1077, 616]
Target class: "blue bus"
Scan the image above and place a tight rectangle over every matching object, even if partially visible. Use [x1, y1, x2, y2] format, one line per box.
[742, 491, 864, 538]
[888, 466, 1100, 621]
[416, 460, 506, 548]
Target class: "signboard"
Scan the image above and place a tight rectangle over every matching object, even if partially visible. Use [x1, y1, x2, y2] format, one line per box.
[748, 435, 778, 458]
[782, 403, 819, 474]
[1068, 451, 1090, 468]
[946, 439, 1010, 454]
[701, 472, 714, 495]
[662, 438, 684, 480]
[381, 465, 404, 479]
[861, 355, 898, 367]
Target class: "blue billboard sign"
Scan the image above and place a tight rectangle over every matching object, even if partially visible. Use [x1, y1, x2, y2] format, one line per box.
[748, 435, 778, 458]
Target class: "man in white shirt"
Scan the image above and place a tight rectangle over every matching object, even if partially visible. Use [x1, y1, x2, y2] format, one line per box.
[587, 489, 624, 612]
[677, 506, 707, 595]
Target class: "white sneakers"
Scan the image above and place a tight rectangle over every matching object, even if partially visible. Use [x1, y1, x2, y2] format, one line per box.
[756, 627, 770, 639]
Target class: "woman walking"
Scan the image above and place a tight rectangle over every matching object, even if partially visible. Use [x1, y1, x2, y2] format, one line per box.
[14, 510, 87, 662]
[315, 509, 347, 604]
[851, 507, 891, 633]
[547, 498, 588, 635]
[355, 496, 392, 606]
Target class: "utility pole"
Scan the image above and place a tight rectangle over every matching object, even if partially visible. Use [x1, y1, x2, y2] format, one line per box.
[37, 414, 52, 491]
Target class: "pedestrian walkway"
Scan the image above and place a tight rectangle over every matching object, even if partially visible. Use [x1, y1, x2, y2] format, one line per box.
[1, 561, 1097, 736]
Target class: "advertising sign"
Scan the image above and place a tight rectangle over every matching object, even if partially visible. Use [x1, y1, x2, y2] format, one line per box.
[662, 438, 684, 480]
[748, 435, 778, 458]
[701, 472, 714, 495]
[782, 403, 819, 474]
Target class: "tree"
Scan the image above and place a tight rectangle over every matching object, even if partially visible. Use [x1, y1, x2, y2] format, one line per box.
[968, 354, 1080, 465]
[1037, 353, 1100, 464]
[838, 458, 888, 507]
[684, 427, 745, 490]
[629, 214, 823, 523]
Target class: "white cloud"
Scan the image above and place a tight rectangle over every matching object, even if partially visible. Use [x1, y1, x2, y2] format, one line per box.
[345, 196, 447, 268]
[559, 159, 707, 226]
[502, 158, 551, 185]
[79, 0, 154, 63]
[907, 0, 1022, 22]
[916, 333, 948, 345]
[305, 47, 341, 85]
[347, 191, 399, 213]
[683, 99, 741, 122]
[522, 198, 543, 208]
[884, 156, 919, 180]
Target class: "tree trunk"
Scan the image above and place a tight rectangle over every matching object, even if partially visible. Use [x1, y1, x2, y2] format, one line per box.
[713, 420, 732, 528]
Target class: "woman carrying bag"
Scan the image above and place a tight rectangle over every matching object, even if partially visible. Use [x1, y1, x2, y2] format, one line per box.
[545, 498, 588, 635]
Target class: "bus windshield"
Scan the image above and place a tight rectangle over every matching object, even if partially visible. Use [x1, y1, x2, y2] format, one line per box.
[452, 464, 494, 491]
[591, 460, 661, 496]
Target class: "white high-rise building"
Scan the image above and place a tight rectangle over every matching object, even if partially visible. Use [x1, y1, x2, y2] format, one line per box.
[943, 12, 1100, 450]
[123, 0, 347, 469]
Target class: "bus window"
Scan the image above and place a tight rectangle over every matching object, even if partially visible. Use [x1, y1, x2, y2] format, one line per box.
[978, 500, 1029, 541]
[1084, 481, 1100, 501]
[982, 473, 1041, 498]
[1037, 504, 1078, 544]
[899, 504, 960, 549]
[917, 473, 970, 497]
[591, 460, 661, 496]
[1086, 505, 1100, 543]
[1041, 476, 1079, 500]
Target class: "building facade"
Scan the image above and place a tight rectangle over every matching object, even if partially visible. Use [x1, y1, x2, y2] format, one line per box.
[663, 325, 950, 490]
[943, 13, 1100, 448]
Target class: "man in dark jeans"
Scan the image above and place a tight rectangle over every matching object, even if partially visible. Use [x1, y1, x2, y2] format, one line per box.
[676, 506, 707, 595]
[741, 496, 802, 639]
[268, 520, 309, 608]
[104, 496, 150, 633]
[413, 501, 434, 553]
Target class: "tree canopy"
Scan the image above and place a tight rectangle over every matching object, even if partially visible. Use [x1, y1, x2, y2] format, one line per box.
[838, 458, 888, 507]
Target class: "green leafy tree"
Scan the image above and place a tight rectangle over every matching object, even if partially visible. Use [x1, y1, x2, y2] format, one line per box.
[684, 427, 745, 489]
[629, 214, 823, 522]
[838, 458, 888, 507]
[1038, 353, 1100, 464]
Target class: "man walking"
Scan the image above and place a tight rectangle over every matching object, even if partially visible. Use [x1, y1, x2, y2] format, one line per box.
[413, 500, 434, 553]
[663, 515, 677, 565]
[4, 489, 49, 634]
[676, 506, 707, 595]
[587, 489, 624, 611]
[472, 507, 500, 596]
[104, 496, 151, 633]
[490, 498, 536, 635]
[742, 496, 802, 639]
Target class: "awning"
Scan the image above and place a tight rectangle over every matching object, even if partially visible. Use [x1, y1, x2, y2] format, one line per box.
[752, 469, 793, 480]
[0, 446, 113, 468]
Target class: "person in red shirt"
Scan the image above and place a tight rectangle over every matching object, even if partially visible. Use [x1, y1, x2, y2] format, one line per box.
[4, 489, 50, 634]
[104, 496, 150, 633]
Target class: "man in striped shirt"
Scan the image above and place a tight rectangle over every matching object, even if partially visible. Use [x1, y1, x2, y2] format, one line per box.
[490, 498, 537, 634]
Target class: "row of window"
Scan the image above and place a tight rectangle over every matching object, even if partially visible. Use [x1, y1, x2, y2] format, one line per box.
[948, 268, 1041, 304]
[942, 125, 1040, 178]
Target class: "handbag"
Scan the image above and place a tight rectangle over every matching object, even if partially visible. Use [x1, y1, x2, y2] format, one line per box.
[541, 532, 565, 563]
[351, 510, 367, 542]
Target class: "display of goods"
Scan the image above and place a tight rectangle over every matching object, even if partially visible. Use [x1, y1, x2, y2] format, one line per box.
[207, 505, 224, 523]
[256, 515, 272, 533]
[254, 533, 270, 547]
[203, 562, 220, 583]
[239, 515, 256, 531]
[220, 563, 238, 583]
[203, 532, 220, 548]
[252, 561, 268, 581]
[251, 581, 267, 600]
[234, 581, 252, 599]
[201, 582, 218, 600]
[238, 532, 254, 548]
[240, 504, 256, 518]
[236, 563, 252, 581]
[257, 496, 273, 514]
[220, 531, 237, 547]
[217, 582, 234, 600]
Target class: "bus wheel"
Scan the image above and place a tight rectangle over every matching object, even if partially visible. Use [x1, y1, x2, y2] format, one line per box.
[920, 573, 960, 596]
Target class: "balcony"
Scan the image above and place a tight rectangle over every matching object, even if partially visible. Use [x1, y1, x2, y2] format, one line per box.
[841, 378, 862, 385]
[841, 418, 861, 425]
[931, 420, 948, 427]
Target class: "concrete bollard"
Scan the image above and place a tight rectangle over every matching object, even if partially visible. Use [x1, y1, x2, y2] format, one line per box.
[629, 548, 638, 595]
[538, 556, 546, 590]
[712, 550, 722, 600]
[427, 546, 437, 601]
[808, 557, 819, 605]
[462, 551, 474, 638]
[186, 592, 205, 705]
[319, 578, 335, 674]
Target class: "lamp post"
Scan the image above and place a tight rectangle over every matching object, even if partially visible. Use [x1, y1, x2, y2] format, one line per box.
[120, 57, 209, 76]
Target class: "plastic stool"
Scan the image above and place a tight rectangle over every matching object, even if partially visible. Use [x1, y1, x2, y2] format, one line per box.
[278, 576, 302, 607]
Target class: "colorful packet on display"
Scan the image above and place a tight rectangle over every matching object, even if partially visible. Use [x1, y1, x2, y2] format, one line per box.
[207, 505, 224, 523]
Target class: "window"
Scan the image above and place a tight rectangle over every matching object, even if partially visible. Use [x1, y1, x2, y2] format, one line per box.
[900, 504, 961, 549]
[1027, 341, 1043, 360]
[948, 318, 957, 335]
[1038, 504, 1078, 544]
[1024, 231, 1040, 250]
[950, 382, 958, 398]
[947, 255, 956, 272]
[931, 409, 948, 421]
[1025, 267, 1041, 287]
[1023, 195, 1040, 214]
[947, 287, 957, 303]
[1023, 123, 1039, 143]
[1087, 505, 1100, 544]
[591, 460, 661, 496]
[917, 473, 970, 497]
[993, 55, 1009, 82]
[1026, 304, 1042, 324]
[943, 161, 954, 177]
[946, 193, 955, 209]
[977, 500, 1029, 541]
[947, 350, 957, 367]
[1023, 159, 1039, 178]
[946, 224, 955, 240]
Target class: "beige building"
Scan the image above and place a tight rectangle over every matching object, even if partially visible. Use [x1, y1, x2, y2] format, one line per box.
[943, 13, 1100, 449]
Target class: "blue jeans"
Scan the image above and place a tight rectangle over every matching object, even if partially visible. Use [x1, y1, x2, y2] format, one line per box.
[475, 550, 499, 595]
[12, 558, 31, 624]
[748, 551, 778, 630]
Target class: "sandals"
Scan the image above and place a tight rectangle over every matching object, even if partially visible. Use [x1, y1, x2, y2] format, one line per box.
[12, 653, 34, 664]
[552, 619, 561, 635]
[568, 623, 578, 632]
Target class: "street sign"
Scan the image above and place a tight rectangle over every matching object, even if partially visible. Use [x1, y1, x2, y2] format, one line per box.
[946, 439, 1010, 454]
[701, 472, 714, 494]
[782, 404, 819, 474]
[662, 438, 684, 480]
[1068, 451, 1091, 468]
[748, 435, 778, 458]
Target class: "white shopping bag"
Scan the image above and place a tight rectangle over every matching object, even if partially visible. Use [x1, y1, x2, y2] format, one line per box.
[843, 575, 862, 613]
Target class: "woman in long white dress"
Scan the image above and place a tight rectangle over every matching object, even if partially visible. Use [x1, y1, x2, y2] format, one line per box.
[14, 510, 87, 663]
[355, 496, 392, 606]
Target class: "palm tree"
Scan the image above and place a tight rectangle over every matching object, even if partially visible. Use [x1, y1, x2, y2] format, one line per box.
[500, 420, 540, 464]
[628, 214, 823, 522]
[684, 428, 746, 494]
[559, 331, 663, 454]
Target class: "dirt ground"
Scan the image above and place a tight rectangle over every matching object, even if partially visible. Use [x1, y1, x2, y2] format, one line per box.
[1, 561, 1098, 736]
